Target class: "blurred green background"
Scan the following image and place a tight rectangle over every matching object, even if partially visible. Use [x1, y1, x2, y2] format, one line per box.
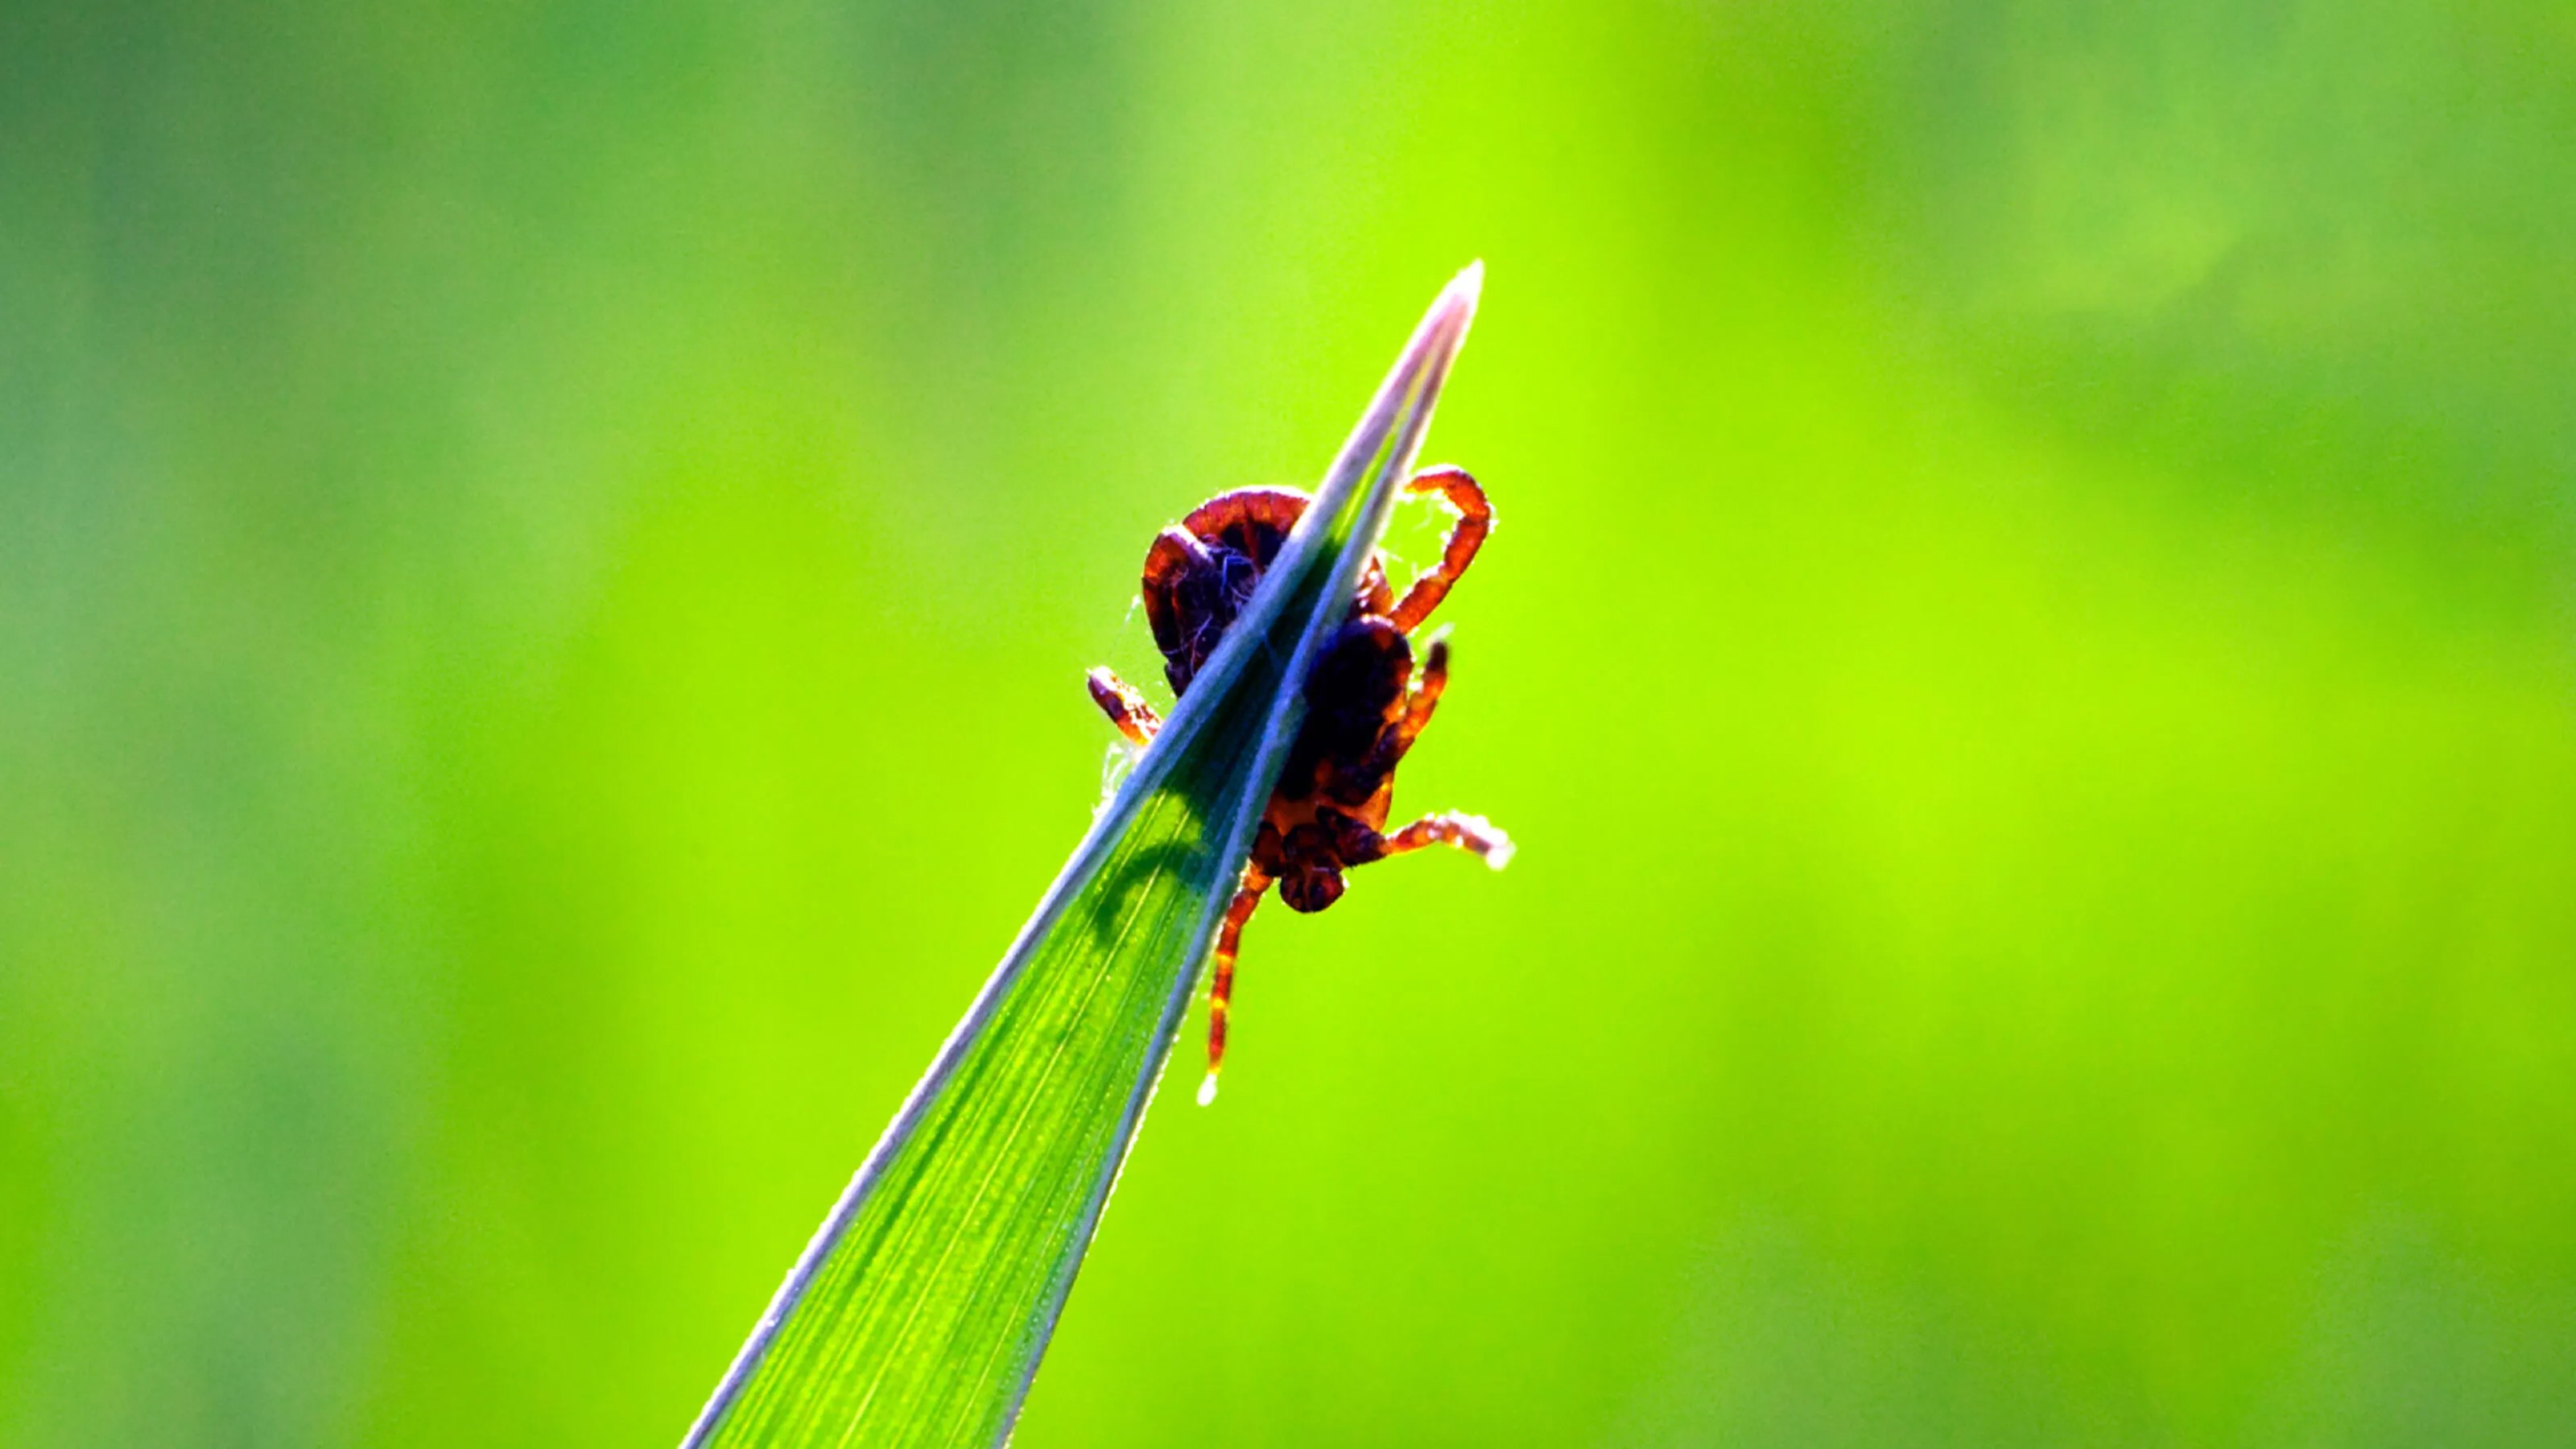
[6, 0, 2574, 1443]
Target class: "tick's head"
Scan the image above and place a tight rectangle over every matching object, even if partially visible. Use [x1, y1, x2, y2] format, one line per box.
[1278, 864, 1346, 914]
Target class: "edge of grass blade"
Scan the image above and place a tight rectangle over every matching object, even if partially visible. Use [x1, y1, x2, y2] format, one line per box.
[679, 264, 1484, 1449]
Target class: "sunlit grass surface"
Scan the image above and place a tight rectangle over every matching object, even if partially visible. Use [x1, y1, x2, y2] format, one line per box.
[4, 1, 2574, 1445]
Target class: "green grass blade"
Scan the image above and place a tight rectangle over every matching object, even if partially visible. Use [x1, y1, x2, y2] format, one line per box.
[682, 266, 1484, 1449]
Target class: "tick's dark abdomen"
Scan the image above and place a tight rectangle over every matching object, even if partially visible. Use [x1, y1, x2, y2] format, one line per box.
[1281, 619, 1410, 805]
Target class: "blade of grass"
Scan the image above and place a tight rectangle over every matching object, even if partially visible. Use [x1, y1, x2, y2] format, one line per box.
[683, 266, 1484, 1449]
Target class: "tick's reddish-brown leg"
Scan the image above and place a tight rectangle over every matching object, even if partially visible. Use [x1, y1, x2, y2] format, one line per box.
[1197, 865, 1270, 1105]
[1356, 637, 1451, 782]
[1334, 807, 1515, 871]
[1385, 465, 1492, 634]
[1381, 811, 1515, 866]
[1139, 526, 1208, 664]
[1086, 667, 1162, 745]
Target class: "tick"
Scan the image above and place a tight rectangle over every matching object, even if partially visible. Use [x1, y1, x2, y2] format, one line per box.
[1085, 466, 1513, 1104]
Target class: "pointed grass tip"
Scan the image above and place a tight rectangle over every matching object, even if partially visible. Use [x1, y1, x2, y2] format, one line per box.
[1451, 258, 1486, 305]
[1432, 260, 1484, 345]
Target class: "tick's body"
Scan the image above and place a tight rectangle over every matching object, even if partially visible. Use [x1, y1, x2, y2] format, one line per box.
[1086, 467, 1510, 1103]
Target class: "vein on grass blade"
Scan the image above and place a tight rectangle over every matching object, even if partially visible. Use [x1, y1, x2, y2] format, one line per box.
[683, 265, 1484, 1449]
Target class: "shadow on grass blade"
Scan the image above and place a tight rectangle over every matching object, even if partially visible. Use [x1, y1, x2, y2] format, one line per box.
[683, 266, 1484, 1449]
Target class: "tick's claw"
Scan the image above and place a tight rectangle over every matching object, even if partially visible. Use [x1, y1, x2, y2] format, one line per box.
[1196, 1071, 1220, 1107]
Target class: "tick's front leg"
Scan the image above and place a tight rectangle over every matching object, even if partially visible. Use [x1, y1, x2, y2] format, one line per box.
[1086, 667, 1163, 746]
[1385, 465, 1492, 634]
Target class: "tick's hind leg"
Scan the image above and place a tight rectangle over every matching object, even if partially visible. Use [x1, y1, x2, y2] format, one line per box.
[1198, 865, 1270, 1106]
[1384, 811, 1515, 868]
[1086, 667, 1163, 746]
[1386, 465, 1492, 634]
[1334, 805, 1515, 872]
